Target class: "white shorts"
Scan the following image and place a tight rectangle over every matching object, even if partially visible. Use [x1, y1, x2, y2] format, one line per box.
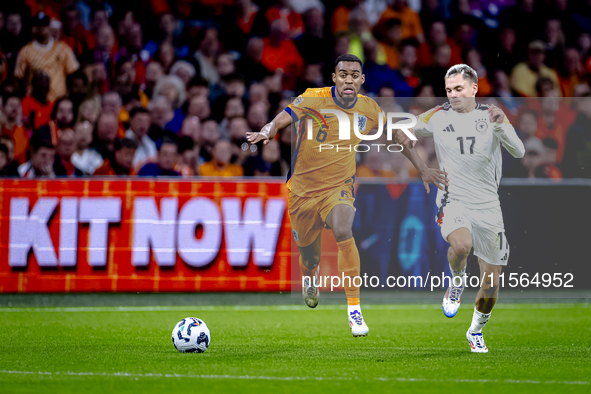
[435, 199, 509, 266]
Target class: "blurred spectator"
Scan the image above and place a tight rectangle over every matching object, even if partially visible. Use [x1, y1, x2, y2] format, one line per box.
[0, 143, 13, 176]
[194, 27, 221, 85]
[362, 39, 399, 95]
[244, 139, 285, 176]
[93, 137, 138, 176]
[21, 71, 52, 130]
[71, 121, 103, 175]
[14, 13, 79, 102]
[126, 107, 156, 166]
[392, 39, 421, 97]
[18, 138, 55, 178]
[516, 109, 539, 141]
[144, 62, 164, 99]
[501, 0, 541, 51]
[154, 41, 176, 74]
[332, 0, 363, 35]
[101, 91, 126, 137]
[53, 128, 84, 176]
[492, 27, 519, 75]
[200, 139, 244, 176]
[296, 7, 329, 64]
[77, 97, 101, 125]
[152, 75, 186, 132]
[558, 48, 585, 98]
[377, 0, 425, 43]
[511, 40, 560, 97]
[36, 96, 75, 145]
[376, 18, 403, 69]
[0, 92, 28, 164]
[0, 137, 20, 176]
[138, 137, 181, 176]
[543, 19, 565, 69]
[490, 69, 520, 120]
[562, 87, 591, 178]
[228, 116, 252, 166]
[247, 102, 269, 134]
[261, 19, 304, 91]
[263, 0, 305, 39]
[236, 37, 269, 86]
[179, 116, 202, 145]
[511, 137, 545, 178]
[177, 136, 198, 176]
[534, 137, 563, 179]
[187, 93, 211, 120]
[186, 76, 209, 101]
[532, 78, 576, 164]
[147, 96, 174, 142]
[60, 4, 86, 57]
[418, 21, 462, 68]
[347, 7, 381, 64]
[144, 13, 189, 59]
[465, 48, 492, 97]
[199, 119, 220, 162]
[219, 0, 261, 52]
[170, 61, 196, 86]
[93, 112, 119, 159]
[0, 10, 29, 75]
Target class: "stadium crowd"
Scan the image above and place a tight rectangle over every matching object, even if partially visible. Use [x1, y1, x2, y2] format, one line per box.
[0, 0, 590, 179]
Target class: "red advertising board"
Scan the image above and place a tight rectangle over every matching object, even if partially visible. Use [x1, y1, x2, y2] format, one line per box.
[0, 179, 296, 293]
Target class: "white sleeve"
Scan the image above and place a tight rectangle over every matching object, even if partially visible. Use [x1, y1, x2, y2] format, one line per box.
[412, 107, 440, 137]
[493, 119, 525, 158]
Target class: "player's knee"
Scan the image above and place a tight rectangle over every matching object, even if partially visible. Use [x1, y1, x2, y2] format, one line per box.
[451, 241, 472, 257]
[332, 225, 353, 243]
[302, 254, 321, 269]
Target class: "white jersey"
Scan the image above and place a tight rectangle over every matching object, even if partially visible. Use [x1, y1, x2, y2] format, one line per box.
[414, 102, 525, 209]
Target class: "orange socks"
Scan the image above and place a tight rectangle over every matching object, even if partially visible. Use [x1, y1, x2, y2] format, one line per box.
[337, 238, 361, 306]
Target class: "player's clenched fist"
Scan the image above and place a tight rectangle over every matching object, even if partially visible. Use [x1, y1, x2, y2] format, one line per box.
[487, 104, 505, 124]
[394, 128, 417, 148]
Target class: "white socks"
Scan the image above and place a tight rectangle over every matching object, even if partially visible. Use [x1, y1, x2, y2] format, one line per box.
[348, 304, 361, 315]
[469, 307, 491, 334]
[450, 263, 466, 287]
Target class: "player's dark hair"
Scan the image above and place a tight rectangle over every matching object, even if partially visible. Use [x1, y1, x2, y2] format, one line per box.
[334, 54, 363, 71]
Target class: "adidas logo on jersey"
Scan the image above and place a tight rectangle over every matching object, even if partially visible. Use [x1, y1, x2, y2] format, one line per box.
[443, 124, 456, 132]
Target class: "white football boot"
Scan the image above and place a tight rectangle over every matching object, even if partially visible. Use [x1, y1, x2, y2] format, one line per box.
[302, 268, 319, 308]
[442, 282, 464, 318]
[466, 329, 488, 353]
[349, 310, 369, 337]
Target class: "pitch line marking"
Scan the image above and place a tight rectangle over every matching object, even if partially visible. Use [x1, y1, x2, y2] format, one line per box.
[0, 370, 588, 385]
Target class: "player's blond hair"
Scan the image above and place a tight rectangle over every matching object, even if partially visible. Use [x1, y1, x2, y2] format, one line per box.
[445, 64, 478, 84]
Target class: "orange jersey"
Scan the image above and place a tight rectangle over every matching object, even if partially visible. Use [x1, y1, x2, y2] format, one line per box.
[285, 87, 383, 198]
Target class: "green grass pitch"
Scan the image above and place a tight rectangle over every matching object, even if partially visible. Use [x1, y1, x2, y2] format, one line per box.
[0, 294, 589, 394]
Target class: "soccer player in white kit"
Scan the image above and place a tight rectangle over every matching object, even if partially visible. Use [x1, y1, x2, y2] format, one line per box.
[396, 64, 525, 352]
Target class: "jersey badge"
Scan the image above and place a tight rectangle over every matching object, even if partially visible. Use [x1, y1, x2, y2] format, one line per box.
[475, 118, 488, 134]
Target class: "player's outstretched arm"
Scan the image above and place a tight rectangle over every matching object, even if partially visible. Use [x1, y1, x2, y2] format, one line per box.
[400, 145, 448, 193]
[246, 110, 292, 145]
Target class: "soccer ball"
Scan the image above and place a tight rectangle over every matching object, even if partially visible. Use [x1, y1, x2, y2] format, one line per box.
[171, 317, 211, 353]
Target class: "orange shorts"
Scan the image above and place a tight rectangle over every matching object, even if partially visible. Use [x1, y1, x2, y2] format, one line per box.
[288, 179, 356, 247]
